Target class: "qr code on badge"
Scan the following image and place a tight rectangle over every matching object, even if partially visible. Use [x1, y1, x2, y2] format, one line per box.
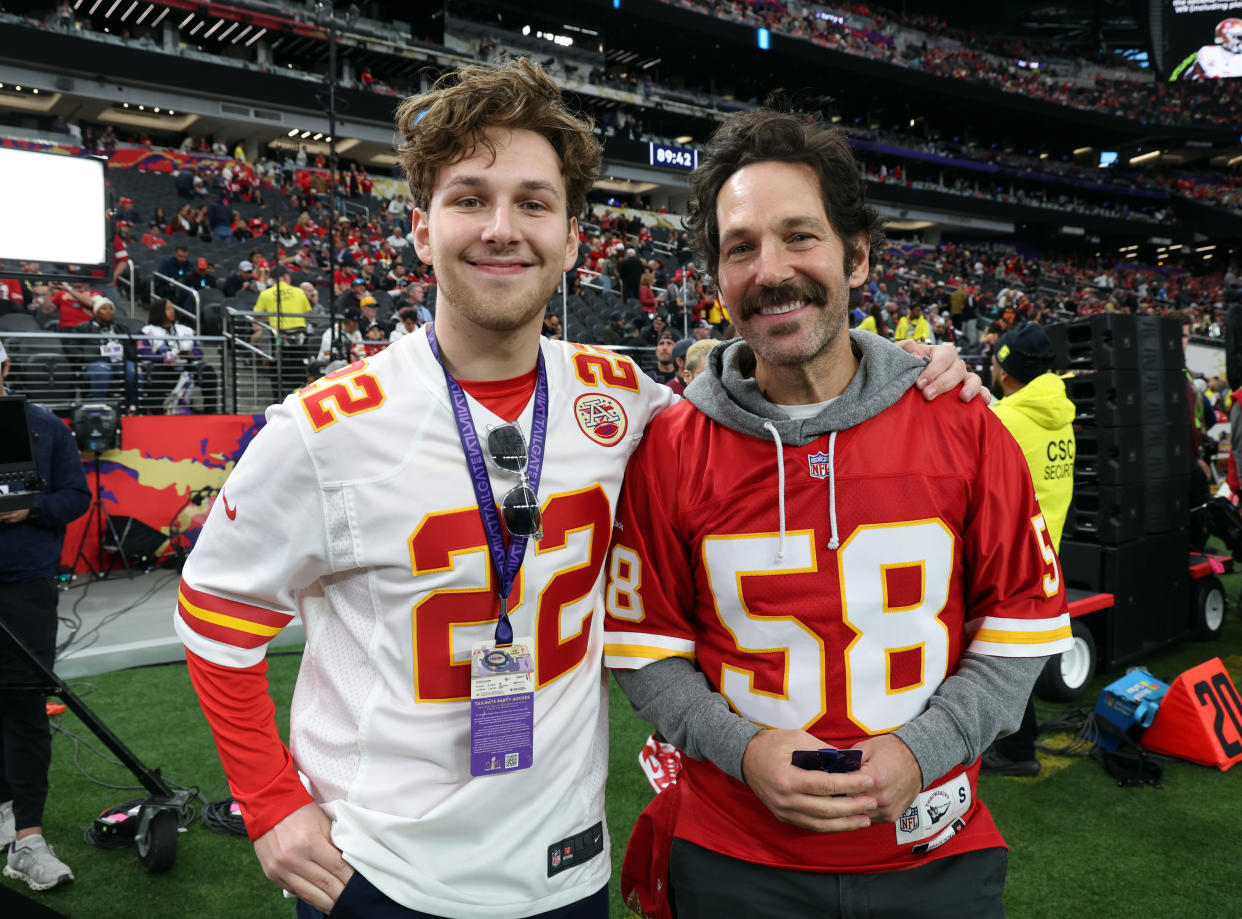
[505, 753, 520, 769]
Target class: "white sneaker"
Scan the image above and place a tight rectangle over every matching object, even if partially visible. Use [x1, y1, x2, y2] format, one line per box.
[4, 834, 74, 891]
[0, 802, 12, 849]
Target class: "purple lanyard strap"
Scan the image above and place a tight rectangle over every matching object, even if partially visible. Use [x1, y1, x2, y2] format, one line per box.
[426, 322, 548, 645]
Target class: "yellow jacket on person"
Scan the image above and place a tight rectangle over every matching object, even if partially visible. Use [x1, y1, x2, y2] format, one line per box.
[894, 315, 930, 341]
[857, 315, 879, 334]
[991, 372, 1076, 551]
[254, 281, 312, 331]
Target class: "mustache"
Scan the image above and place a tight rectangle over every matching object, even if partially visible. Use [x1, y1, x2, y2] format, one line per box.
[738, 279, 829, 318]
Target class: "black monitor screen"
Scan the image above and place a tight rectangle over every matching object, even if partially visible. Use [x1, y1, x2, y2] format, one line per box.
[0, 397, 36, 467]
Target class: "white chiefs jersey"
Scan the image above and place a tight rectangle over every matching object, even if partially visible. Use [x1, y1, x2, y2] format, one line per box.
[1195, 44, 1242, 78]
[176, 328, 676, 917]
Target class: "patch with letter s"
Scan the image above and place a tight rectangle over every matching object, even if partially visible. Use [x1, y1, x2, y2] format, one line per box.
[574, 393, 628, 447]
[894, 771, 971, 848]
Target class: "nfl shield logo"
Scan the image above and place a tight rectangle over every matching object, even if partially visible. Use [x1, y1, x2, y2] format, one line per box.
[551, 851, 561, 868]
[899, 806, 920, 833]
[807, 452, 831, 479]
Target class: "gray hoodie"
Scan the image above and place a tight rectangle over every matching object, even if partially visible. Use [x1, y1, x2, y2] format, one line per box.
[613, 331, 1046, 787]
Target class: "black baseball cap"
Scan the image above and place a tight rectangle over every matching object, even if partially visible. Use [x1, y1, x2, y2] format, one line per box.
[995, 324, 1053, 383]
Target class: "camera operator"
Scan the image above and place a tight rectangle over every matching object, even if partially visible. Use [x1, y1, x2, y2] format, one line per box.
[0, 340, 90, 891]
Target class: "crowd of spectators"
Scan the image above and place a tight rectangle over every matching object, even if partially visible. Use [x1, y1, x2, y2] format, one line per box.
[660, 0, 1240, 128]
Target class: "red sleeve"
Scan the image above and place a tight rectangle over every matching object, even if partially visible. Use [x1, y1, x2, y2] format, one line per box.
[603, 410, 699, 669]
[960, 408, 1071, 656]
[185, 649, 314, 840]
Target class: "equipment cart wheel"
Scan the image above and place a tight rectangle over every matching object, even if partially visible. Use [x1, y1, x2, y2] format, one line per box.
[136, 808, 178, 874]
[1036, 619, 1096, 703]
[1193, 576, 1226, 641]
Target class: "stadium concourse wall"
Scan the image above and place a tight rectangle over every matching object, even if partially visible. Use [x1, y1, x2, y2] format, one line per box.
[63, 413, 266, 575]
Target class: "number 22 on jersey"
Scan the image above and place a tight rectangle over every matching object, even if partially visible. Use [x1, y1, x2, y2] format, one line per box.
[408, 486, 611, 702]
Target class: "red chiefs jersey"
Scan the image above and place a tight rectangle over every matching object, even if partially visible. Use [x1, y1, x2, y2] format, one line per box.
[604, 389, 1070, 874]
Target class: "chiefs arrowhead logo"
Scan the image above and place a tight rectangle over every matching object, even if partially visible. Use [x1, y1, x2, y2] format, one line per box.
[221, 494, 237, 521]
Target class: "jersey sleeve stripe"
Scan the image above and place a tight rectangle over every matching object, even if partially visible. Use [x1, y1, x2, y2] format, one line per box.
[603, 643, 696, 661]
[970, 625, 1072, 645]
[602, 631, 695, 654]
[177, 586, 292, 649]
[967, 614, 1074, 656]
[179, 580, 295, 629]
[967, 615, 1070, 634]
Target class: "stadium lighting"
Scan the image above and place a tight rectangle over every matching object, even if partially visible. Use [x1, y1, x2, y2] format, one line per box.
[150, 6, 167, 26]
[233, 24, 252, 43]
[204, 18, 224, 39]
[674, 135, 692, 143]
[300, 131, 311, 138]
[135, 3, 151, 25]
[105, 0, 122, 17]
[89, 0, 102, 13]
[189, 20, 205, 36]
[1130, 150, 1161, 164]
[74, 0, 84, 9]
[153, 107, 159, 112]
[522, 25, 531, 35]
[313, 133, 323, 140]
[179, 11, 194, 28]
[287, 128, 299, 136]
[31, 88, 38, 94]
[245, 27, 266, 46]
[1198, 245, 1217, 252]
[120, 0, 137, 21]
[218, 21, 238, 41]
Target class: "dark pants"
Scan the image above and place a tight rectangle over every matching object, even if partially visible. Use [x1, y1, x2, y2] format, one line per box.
[668, 838, 1008, 919]
[0, 579, 59, 831]
[295, 872, 607, 919]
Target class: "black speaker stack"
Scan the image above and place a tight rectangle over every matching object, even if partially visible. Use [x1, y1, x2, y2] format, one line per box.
[1044, 314, 1193, 669]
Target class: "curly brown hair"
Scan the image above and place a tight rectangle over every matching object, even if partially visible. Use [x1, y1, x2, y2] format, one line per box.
[686, 110, 883, 283]
[395, 58, 600, 219]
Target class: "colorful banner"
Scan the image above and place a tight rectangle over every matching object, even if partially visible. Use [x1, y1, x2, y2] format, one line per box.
[63, 414, 267, 574]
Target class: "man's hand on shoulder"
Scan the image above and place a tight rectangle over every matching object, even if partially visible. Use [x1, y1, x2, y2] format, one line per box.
[741, 729, 877, 833]
[850, 733, 923, 823]
[253, 802, 354, 913]
[898, 340, 991, 405]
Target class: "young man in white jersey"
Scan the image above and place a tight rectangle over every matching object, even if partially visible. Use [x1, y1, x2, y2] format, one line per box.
[177, 61, 978, 919]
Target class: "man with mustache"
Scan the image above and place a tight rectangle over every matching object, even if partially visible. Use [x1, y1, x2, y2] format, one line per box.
[604, 110, 1072, 918]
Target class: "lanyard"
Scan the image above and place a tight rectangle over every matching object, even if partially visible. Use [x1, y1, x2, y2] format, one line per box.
[426, 322, 548, 645]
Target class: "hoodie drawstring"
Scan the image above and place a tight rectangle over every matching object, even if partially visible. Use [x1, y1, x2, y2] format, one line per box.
[826, 430, 840, 551]
[762, 422, 787, 564]
[764, 424, 840, 560]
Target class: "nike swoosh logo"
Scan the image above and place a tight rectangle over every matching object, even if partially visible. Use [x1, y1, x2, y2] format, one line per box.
[222, 494, 237, 521]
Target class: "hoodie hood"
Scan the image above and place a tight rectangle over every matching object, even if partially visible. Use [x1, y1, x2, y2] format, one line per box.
[685, 329, 927, 446]
[991, 372, 1075, 430]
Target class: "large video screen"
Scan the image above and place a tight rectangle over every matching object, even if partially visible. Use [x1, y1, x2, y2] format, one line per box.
[1166, 1, 1242, 80]
[0, 147, 108, 268]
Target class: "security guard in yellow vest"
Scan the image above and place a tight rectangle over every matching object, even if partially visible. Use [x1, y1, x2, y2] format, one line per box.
[982, 323, 1075, 775]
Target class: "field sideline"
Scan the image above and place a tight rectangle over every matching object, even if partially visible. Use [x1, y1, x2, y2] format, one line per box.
[3, 576, 1241, 918]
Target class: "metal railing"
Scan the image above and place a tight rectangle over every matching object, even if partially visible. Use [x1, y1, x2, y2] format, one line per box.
[0, 329, 228, 415]
[149, 272, 203, 332]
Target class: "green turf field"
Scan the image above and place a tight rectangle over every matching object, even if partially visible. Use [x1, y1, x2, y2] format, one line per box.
[5, 576, 1242, 918]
